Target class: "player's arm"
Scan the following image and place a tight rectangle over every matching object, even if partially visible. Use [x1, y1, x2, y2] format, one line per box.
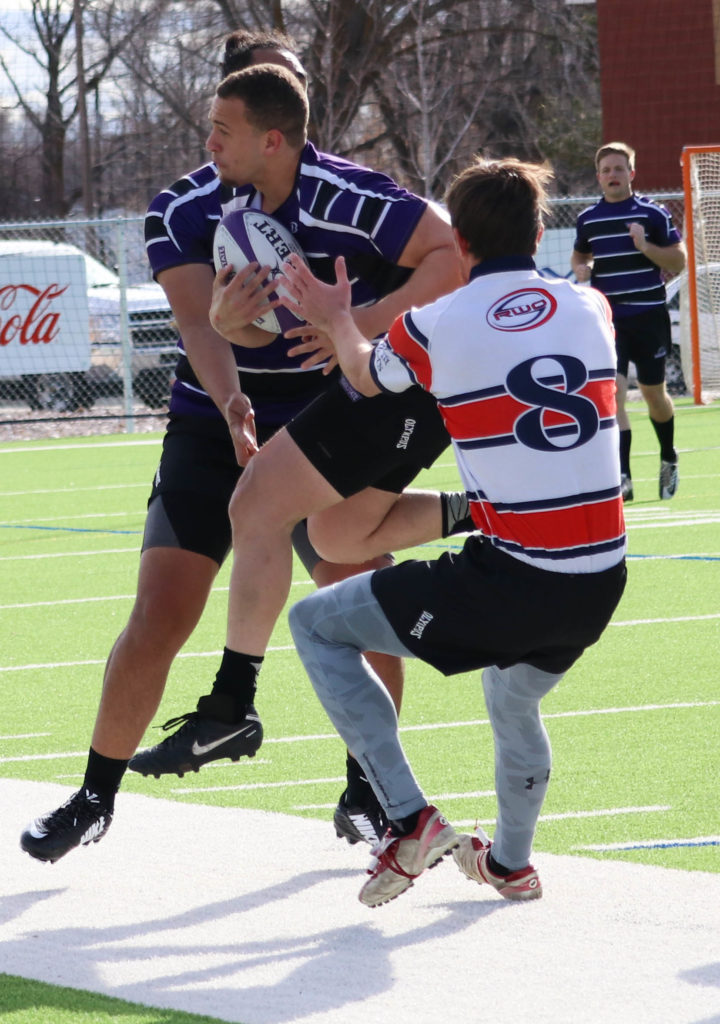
[157, 262, 258, 464]
[627, 224, 687, 275]
[352, 204, 462, 339]
[208, 263, 284, 348]
[571, 247, 593, 283]
[281, 254, 379, 396]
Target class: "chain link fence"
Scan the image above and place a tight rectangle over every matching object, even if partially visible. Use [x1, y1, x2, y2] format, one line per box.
[0, 193, 687, 440]
[0, 215, 177, 438]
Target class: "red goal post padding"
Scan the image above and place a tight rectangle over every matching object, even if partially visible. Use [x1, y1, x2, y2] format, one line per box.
[680, 145, 720, 404]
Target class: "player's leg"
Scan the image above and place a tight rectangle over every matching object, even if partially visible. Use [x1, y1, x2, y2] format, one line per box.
[452, 663, 560, 902]
[19, 496, 227, 863]
[288, 573, 458, 906]
[225, 426, 345, 653]
[616, 370, 634, 501]
[92, 544, 219, 760]
[308, 546, 403, 844]
[125, 428, 385, 781]
[308, 487, 473, 564]
[634, 306, 678, 498]
[211, 382, 449, 727]
[640, 380, 674, 423]
[613, 323, 634, 501]
[640, 379, 677, 491]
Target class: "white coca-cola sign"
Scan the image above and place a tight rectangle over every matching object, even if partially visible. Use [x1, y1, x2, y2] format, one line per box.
[0, 252, 91, 375]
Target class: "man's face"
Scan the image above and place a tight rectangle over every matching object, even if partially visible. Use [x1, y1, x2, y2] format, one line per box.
[206, 96, 268, 186]
[596, 153, 634, 202]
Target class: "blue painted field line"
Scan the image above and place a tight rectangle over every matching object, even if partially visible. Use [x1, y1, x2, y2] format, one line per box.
[627, 553, 720, 561]
[0, 523, 141, 535]
[576, 837, 720, 852]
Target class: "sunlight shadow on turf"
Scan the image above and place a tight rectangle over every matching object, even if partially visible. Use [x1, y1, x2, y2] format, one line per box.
[679, 962, 720, 1024]
[1, 873, 505, 1022]
[0, 888, 64, 926]
[679, 962, 720, 988]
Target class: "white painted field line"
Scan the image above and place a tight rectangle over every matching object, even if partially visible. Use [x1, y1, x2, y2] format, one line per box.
[0, 594, 137, 610]
[6, 511, 144, 525]
[2, 482, 148, 497]
[0, 439, 161, 454]
[575, 835, 720, 851]
[0, 750, 93, 763]
[610, 611, 720, 626]
[3, 702, 717, 765]
[172, 775, 346, 795]
[628, 515, 720, 530]
[0, 733, 51, 741]
[297, 790, 497, 810]
[454, 804, 671, 828]
[392, 700, 720, 734]
[0, 580, 311, 611]
[0, 547, 139, 562]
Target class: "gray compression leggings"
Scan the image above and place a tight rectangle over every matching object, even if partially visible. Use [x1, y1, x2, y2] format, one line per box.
[288, 571, 564, 869]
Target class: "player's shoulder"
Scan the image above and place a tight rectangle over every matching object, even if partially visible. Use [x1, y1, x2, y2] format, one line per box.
[632, 193, 671, 218]
[576, 197, 603, 220]
[301, 142, 417, 200]
[146, 163, 226, 218]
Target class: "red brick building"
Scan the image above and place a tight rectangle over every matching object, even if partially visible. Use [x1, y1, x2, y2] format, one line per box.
[596, 0, 720, 189]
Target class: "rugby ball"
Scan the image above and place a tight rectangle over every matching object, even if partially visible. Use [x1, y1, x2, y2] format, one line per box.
[213, 209, 307, 334]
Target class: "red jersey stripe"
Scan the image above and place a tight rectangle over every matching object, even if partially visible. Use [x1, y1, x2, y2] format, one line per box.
[442, 377, 616, 441]
[472, 495, 625, 553]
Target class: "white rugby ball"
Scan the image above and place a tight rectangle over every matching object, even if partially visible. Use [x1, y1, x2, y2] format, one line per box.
[213, 209, 307, 334]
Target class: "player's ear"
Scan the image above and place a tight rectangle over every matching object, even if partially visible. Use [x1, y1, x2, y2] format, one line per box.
[264, 128, 285, 154]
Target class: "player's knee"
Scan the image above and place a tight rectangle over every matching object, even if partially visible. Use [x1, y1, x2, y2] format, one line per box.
[288, 597, 314, 649]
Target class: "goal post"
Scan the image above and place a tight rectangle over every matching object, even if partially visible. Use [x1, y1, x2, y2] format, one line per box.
[680, 145, 720, 403]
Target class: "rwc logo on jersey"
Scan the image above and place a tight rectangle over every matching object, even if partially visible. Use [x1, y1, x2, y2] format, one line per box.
[487, 288, 557, 331]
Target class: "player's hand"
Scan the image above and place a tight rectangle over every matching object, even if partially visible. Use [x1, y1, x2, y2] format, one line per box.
[280, 254, 353, 335]
[210, 263, 279, 339]
[628, 222, 648, 253]
[574, 264, 592, 283]
[285, 327, 339, 374]
[224, 391, 258, 466]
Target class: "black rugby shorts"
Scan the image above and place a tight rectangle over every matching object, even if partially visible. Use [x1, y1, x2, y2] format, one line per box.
[614, 306, 672, 385]
[285, 377, 451, 498]
[370, 536, 627, 676]
[142, 414, 320, 571]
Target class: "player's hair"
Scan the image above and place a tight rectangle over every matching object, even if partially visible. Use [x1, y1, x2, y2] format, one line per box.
[216, 64, 309, 149]
[595, 141, 635, 171]
[221, 28, 307, 85]
[445, 157, 552, 260]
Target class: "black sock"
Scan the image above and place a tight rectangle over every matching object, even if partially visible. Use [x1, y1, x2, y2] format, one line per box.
[440, 491, 474, 537]
[214, 647, 263, 701]
[390, 808, 422, 837]
[82, 747, 128, 811]
[196, 648, 263, 723]
[487, 851, 513, 877]
[619, 429, 632, 477]
[345, 753, 374, 805]
[650, 416, 677, 463]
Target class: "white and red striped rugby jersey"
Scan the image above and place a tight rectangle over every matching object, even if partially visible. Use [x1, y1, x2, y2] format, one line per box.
[370, 256, 626, 574]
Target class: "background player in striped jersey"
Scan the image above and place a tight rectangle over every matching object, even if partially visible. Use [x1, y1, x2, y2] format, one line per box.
[571, 142, 686, 501]
[283, 157, 627, 907]
[19, 30, 414, 863]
